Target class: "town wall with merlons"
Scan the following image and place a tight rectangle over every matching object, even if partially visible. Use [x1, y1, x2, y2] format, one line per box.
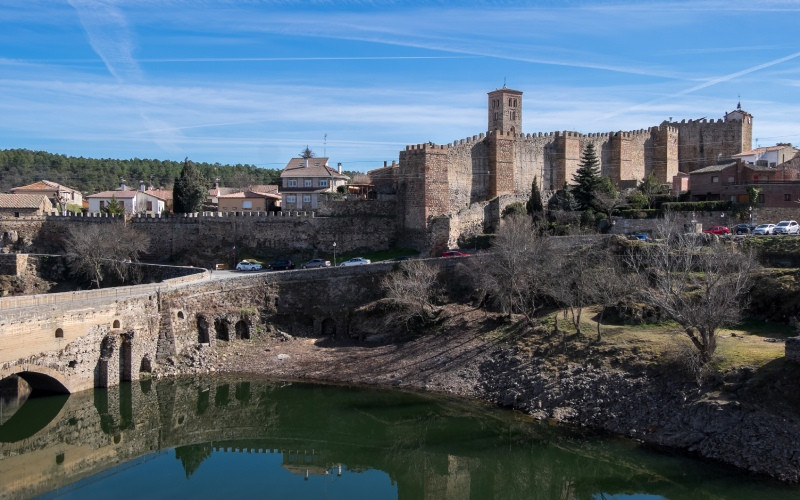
[396, 90, 750, 251]
[0, 201, 398, 265]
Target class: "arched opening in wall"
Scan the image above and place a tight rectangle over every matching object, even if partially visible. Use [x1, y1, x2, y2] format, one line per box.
[55, 328, 64, 338]
[197, 315, 210, 344]
[321, 318, 337, 338]
[112, 320, 121, 329]
[0, 373, 68, 442]
[139, 355, 152, 374]
[235, 320, 250, 340]
[120, 335, 133, 383]
[214, 318, 230, 341]
[177, 311, 185, 319]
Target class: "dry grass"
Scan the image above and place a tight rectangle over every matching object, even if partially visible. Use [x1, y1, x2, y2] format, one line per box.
[497, 306, 792, 374]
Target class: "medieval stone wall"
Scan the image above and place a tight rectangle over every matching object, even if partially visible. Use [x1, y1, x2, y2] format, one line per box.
[0, 210, 399, 266]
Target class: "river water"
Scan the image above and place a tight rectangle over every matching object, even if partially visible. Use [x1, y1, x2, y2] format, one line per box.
[0, 376, 797, 499]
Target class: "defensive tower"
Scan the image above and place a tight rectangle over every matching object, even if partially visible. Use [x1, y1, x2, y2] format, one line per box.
[487, 86, 522, 134]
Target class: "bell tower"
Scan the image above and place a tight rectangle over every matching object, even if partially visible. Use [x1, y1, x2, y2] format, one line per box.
[487, 86, 522, 134]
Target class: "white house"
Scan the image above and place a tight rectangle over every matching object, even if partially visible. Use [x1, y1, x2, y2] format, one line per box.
[732, 144, 798, 168]
[279, 157, 349, 210]
[86, 189, 166, 215]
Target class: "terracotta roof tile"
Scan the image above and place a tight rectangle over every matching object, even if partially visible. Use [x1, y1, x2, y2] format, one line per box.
[0, 193, 51, 209]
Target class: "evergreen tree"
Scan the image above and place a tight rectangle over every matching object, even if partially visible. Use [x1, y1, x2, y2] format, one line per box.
[300, 146, 315, 159]
[526, 177, 544, 219]
[102, 195, 125, 215]
[571, 143, 601, 211]
[638, 172, 664, 209]
[173, 158, 208, 213]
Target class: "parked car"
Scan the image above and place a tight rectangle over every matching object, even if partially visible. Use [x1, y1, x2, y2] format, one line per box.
[629, 233, 649, 241]
[267, 259, 295, 270]
[733, 223, 756, 235]
[441, 250, 469, 257]
[339, 257, 371, 266]
[773, 220, 799, 235]
[235, 260, 262, 271]
[753, 223, 776, 235]
[301, 258, 331, 269]
[702, 225, 731, 235]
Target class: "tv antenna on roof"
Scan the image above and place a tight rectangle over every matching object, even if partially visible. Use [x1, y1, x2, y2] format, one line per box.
[503, 77, 507, 88]
[324, 133, 327, 157]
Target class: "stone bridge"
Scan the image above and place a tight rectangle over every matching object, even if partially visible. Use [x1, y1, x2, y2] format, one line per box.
[0, 263, 402, 394]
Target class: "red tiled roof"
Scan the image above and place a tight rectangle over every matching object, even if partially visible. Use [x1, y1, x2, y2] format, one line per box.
[280, 157, 348, 179]
[0, 193, 51, 209]
[218, 190, 281, 200]
[86, 190, 138, 199]
[11, 179, 80, 193]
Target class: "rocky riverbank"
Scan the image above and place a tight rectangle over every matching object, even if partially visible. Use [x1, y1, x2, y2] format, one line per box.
[157, 304, 800, 485]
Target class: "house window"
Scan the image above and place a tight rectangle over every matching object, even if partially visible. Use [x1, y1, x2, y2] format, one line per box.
[99, 200, 105, 209]
[146, 201, 153, 211]
[242, 201, 253, 209]
[303, 195, 311, 203]
[287, 180, 297, 187]
[304, 179, 312, 187]
[728, 176, 735, 183]
[711, 176, 719, 183]
[785, 194, 792, 202]
[319, 179, 329, 187]
[286, 195, 296, 203]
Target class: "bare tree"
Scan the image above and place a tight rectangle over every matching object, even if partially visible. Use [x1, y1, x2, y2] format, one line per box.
[626, 212, 755, 362]
[381, 260, 440, 325]
[478, 214, 546, 323]
[64, 222, 150, 288]
[586, 250, 629, 341]
[542, 244, 598, 335]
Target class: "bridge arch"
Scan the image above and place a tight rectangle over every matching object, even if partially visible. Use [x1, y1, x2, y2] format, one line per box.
[0, 367, 71, 395]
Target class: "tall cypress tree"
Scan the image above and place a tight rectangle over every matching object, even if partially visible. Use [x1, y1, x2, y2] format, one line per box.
[526, 177, 544, 220]
[571, 143, 601, 211]
[173, 157, 208, 213]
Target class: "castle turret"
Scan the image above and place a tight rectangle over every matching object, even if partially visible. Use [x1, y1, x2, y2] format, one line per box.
[487, 86, 522, 134]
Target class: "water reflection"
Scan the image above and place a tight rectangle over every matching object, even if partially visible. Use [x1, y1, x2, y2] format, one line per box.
[0, 377, 797, 499]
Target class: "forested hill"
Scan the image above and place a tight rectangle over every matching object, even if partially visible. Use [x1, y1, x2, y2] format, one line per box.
[0, 149, 282, 194]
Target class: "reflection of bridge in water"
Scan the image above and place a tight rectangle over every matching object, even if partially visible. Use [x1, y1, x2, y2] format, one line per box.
[0, 377, 716, 500]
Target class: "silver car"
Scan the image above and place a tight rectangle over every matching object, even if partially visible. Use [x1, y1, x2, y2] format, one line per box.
[339, 257, 371, 267]
[752, 223, 775, 235]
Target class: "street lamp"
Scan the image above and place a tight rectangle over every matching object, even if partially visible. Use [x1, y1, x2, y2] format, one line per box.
[333, 241, 337, 267]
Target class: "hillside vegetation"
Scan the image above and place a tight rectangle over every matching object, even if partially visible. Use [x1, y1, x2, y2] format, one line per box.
[0, 149, 282, 194]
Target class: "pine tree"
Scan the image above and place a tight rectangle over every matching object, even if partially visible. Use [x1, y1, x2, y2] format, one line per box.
[102, 195, 125, 215]
[571, 143, 601, 211]
[526, 177, 544, 220]
[173, 158, 208, 213]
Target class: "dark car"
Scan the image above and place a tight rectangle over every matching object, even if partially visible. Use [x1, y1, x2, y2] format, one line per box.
[301, 258, 331, 269]
[442, 250, 469, 258]
[268, 259, 295, 270]
[733, 224, 755, 235]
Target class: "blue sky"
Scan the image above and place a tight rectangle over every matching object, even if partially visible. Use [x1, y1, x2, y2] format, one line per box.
[1, 1, 799, 172]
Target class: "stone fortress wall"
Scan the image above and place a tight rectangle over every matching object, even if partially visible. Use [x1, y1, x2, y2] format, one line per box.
[0, 200, 399, 265]
[397, 87, 753, 251]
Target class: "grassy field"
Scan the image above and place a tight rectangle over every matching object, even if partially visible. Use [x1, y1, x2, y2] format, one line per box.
[490, 306, 795, 375]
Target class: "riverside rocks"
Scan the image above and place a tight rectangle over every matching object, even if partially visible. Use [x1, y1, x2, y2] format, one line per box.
[169, 306, 800, 484]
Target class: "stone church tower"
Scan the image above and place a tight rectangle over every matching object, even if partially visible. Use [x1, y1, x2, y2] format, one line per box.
[487, 86, 522, 134]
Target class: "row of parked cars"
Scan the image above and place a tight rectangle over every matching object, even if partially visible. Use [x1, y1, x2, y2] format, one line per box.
[235, 250, 472, 272]
[721, 220, 800, 235]
[235, 257, 373, 271]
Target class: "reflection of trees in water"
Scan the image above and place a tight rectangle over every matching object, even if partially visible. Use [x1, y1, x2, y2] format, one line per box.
[175, 443, 213, 478]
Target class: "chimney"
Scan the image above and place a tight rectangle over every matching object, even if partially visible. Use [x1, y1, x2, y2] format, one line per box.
[337, 162, 342, 174]
[120, 179, 126, 191]
[303, 158, 309, 168]
[139, 180, 146, 192]
[384, 161, 387, 168]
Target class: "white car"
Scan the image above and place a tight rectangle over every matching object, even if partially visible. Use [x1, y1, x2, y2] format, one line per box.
[235, 260, 262, 271]
[339, 257, 371, 267]
[752, 223, 775, 235]
[773, 220, 799, 235]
